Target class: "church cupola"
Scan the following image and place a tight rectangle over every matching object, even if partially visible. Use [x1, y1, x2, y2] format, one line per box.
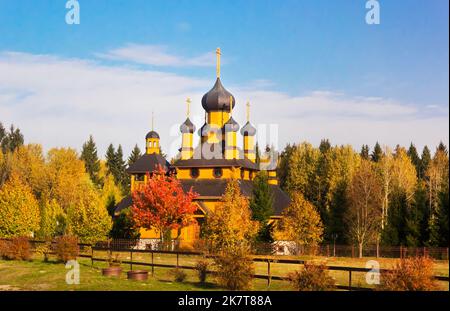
[180, 98, 196, 160]
[146, 112, 160, 154]
[240, 102, 256, 162]
[224, 97, 239, 159]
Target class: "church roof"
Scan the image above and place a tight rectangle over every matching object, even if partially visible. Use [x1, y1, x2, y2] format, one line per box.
[145, 131, 160, 139]
[201, 78, 236, 112]
[180, 118, 196, 133]
[126, 153, 170, 174]
[114, 179, 290, 216]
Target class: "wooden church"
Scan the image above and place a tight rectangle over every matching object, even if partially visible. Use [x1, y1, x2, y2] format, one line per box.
[114, 48, 290, 245]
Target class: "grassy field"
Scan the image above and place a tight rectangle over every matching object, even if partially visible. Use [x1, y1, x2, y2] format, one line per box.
[0, 252, 448, 291]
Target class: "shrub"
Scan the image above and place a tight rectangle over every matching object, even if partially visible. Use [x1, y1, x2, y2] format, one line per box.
[170, 268, 187, 283]
[214, 247, 254, 290]
[379, 257, 438, 291]
[54, 235, 79, 262]
[288, 263, 335, 291]
[195, 260, 210, 284]
[0, 239, 13, 259]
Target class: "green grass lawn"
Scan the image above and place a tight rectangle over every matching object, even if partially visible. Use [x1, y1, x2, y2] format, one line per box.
[0, 253, 448, 291]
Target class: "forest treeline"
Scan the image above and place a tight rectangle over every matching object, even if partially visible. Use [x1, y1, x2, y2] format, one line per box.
[276, 140, 449, 248]
[1, 122, 448, 247]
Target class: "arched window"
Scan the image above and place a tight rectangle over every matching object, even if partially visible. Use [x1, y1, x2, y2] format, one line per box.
[240, 169, 245, 179]
[249, 171, 253, 180]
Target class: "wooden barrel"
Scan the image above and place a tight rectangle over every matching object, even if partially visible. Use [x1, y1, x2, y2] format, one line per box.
[127, 270, 148, 281]
[102, 267, 122, 277]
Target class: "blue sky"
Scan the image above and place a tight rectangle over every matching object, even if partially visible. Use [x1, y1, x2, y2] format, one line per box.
[0, 0, 448, 158]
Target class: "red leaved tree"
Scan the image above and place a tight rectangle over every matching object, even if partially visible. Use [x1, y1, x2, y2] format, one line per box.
[131, 166, 198, 244]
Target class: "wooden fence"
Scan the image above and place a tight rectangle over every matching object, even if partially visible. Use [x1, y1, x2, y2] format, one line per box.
[88, 244, 450, 291]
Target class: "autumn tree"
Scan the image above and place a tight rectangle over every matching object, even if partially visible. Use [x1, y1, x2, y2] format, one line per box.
[274, 193, 323, 248]
[204, 177, 259, 251]
[346, 160, 382, 258]
[0, 174, 40, 237]
[80, 135, 102, 187]
[249, 171, 274, 242]
[131, 166, 198, 243]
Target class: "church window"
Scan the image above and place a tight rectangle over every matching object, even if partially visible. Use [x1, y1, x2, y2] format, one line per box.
[213, 167, 223, 178]
[249, 171, 253, 180]
[241, 169, 245, 179]
[135, 174, 145, 181]
[190, 168, 199, 178]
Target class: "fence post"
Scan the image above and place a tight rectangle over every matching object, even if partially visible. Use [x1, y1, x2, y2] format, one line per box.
[151, 251, 154, 276]
[348, 270, 352, 291]
[267, 260, 271, 287]
[130, 249, 133, 271]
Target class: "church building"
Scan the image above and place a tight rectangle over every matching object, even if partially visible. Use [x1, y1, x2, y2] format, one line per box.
[114, 48, 290, 246]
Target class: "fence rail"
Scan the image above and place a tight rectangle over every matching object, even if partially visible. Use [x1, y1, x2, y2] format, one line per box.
[2, 238, 449, 291]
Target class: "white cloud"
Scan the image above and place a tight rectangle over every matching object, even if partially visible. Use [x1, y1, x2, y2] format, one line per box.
[96, 44, 215, 67]
[0, 50, 448, 160]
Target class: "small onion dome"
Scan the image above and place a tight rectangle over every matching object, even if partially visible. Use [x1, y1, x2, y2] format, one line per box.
[198, 123, 211, 136]
[201, 78, 235, 112]
[146, 130, 160, 139]
[224, 116, 240, 132]
[180, 118, 196, 133]
[240, 121, 256, 136]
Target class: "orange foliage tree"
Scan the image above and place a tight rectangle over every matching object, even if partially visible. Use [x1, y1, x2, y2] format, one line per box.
[131, 166, 198, 242]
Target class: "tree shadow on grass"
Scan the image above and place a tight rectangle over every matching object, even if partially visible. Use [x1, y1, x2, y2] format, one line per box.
[157, 278, 220, 290]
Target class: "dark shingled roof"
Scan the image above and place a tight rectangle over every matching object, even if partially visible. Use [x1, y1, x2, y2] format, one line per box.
[173, 158, 259, 170]
[201, 78, 235, 112]
[126, 153, 170, 174]
[145, 131, 160, 139]
[180, 118, 196, 133]
[114, 179, 290, 216]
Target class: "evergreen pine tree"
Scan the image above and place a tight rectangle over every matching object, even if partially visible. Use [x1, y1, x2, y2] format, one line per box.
[371, 142, 383, 162]
[255, 142, 261, 165]
[407, 143, 421, 178]
[0, 122, 5, 150]
[277, 143, 296, 190]
[420, 146, 432, 180]
[438, 183, 449, 246]
[105, 144, 117, 178]
[249, 172, 274, 242]
[1, 124, 24, 153]
[115, 145, 127, 191]
[80, 135, 102, 186]
[437, 141, 448, 155]
[127, 144, 142, 166]
[360, 144, 370, 160]
[319, 139, 331, 153]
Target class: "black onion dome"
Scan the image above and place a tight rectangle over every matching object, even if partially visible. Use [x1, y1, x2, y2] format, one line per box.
[201, 78, 236, 112]
[240, 121, 256, 136]
[224, 116, 240, 132]
[180, 118, 196, 133]
[146, 130, 160, 139]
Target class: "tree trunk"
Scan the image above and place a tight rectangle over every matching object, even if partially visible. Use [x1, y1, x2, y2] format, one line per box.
[358, 243, 363, 258]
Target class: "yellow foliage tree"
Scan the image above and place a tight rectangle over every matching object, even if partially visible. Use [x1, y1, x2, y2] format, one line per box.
[274, 193, 324, 247]
[66, 180, 112, 243]
[10, 144, 48, 198]
[0, 174, 40, 237]
[204, 178, 259, 251]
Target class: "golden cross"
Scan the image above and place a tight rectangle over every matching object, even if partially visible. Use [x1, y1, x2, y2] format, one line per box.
[186, 97, 191, 117]
[216, 47, 221, 78]
[246, 101, 250, 122]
